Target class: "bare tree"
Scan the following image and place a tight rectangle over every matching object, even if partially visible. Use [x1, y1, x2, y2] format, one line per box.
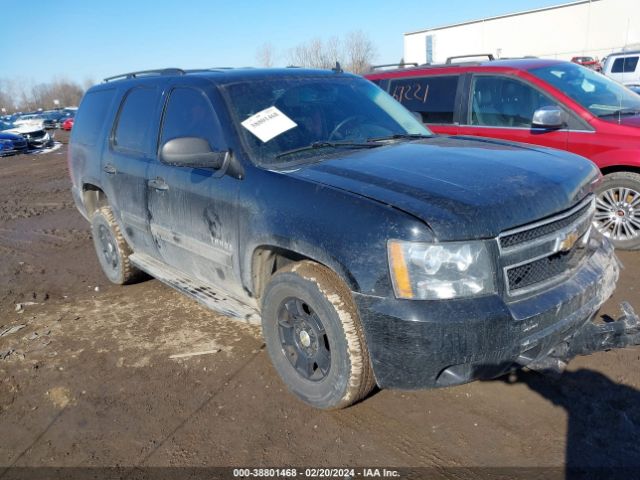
[256, 43, 276, 67]
[287, 31, 376, 73]
[288, 37, 343, 69]
[0, 79, 15, 112]
[323, 36, 342, 69]
[344, 30, 377, 74]
[0, 90, 11, 113]
[0, 77, 86, 112]
[83, 77, 96, 92]
[288, 39, 317, 68]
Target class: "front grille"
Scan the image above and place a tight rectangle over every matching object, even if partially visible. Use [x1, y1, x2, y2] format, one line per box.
[507, 245, 587, 292]
[500, 201, 592, 249]
[25, 130, 45, 140]
[501, 196, 595, 296]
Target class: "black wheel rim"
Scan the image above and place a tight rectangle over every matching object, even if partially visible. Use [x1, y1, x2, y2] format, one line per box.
[98, 224, 119, 270]
[277, 297, 331, 381]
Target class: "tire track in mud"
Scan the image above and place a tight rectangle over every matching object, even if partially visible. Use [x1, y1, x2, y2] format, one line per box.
[4, 285, 263, 368]
[333, 402, 470, 473]
[0, 227, 91, 252]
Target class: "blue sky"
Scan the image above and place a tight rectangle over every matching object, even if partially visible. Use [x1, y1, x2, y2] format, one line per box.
[4, 0, 565, 85]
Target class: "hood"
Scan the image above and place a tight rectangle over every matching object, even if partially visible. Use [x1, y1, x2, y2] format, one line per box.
[0, 131, 23, 141]
[290, 136, 599, 240]
[13, 119, 44, 129]
[616, 115, 640, 128]
[5, 125, 42, 135]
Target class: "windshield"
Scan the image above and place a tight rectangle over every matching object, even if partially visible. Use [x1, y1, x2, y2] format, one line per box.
[530, 63, 640, 118]
[222, 75, 431, 166]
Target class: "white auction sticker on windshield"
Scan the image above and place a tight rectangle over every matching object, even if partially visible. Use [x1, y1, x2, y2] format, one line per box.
[241, 106, 297, 143]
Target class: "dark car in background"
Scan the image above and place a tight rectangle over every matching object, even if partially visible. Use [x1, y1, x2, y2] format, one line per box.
[0, 122, 29, 156]
[42, 110, 72, 129]
[42, 112, 59, 129]
[367, 58, 640, 250]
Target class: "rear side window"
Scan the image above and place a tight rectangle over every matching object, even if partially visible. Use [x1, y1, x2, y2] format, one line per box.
[113, 87, 159, 155]
[159, 87, 225, 150]
[73, 89, 115, 146]
[611, 56, 639, 73]
[388, 76, 459, 124]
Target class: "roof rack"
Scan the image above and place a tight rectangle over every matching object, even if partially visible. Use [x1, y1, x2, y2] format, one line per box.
[103, 67, 247, 82]
[103, 68, 186, 83]
[371, 62, 419, 70]
[445, 53, 494, 64]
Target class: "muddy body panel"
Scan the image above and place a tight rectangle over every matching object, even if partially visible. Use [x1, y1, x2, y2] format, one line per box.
[355, 237, 619, 389]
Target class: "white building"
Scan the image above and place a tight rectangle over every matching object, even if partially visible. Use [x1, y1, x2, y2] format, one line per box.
[404, 0, 640, 65]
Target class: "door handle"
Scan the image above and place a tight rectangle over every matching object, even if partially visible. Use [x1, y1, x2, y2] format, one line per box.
[103, 163, 117, 175]
[148, 177, 169, 191]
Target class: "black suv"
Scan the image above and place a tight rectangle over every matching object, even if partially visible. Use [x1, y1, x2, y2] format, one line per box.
[69, 67, 640, 409]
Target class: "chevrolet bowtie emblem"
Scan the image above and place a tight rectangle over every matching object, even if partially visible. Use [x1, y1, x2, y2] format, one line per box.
[557, 230, 580, 253]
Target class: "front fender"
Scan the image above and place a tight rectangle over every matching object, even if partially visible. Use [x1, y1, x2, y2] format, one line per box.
[237, 167, 434, 298]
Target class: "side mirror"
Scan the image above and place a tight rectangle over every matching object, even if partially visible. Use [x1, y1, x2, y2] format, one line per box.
[160, 137, 227, 169]
[532, 106, 567, 129]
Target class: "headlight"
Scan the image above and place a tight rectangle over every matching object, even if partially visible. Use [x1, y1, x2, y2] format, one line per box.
[388, 240, 496, 300]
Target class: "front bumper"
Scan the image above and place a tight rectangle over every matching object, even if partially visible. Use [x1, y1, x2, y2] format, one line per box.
[27, 137, 53, 149]
[0, 142, 27, 156]
[354, 237, 632, 389]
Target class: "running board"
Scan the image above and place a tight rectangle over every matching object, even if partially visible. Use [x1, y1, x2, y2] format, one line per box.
[129, 253, 261, 325]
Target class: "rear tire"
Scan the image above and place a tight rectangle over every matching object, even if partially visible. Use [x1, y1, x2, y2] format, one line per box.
[594, 172, 640, 250]
[261, 261, 376, 409]
[90, 206, 141, 284]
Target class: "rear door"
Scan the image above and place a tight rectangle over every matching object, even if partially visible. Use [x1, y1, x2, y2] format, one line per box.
[387, 74, 462, 135]
[457, 74, 568, 150]
[101, 85, 162, 258]
[147, 85, 243, 295]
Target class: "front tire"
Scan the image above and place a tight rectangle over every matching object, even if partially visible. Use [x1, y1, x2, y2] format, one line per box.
[594, 172, 640, 250]
[90, 206, 141, 284]
[261, 261, 376, 409]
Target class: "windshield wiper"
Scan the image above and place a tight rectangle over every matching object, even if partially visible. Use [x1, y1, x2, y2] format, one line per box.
[367, 133, 433, 142]
[275, 141, 381, 159]
[598, 108, 640, 118]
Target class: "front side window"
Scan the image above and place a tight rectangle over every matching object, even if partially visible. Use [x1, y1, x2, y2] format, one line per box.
[222, 76, 430, 167]
[113, 87, 158, 155]
[469, 75, 556, 127]
[611, 56, 639, 74]
[159, 87, 225, 150]
[389, 75, 459, 124]
[530, 63, 640, 118]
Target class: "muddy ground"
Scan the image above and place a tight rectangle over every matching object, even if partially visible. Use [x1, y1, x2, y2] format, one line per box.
[1, 132, 639, 477]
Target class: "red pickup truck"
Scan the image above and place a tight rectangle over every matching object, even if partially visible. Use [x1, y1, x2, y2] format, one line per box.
[571, 56, 603, 72]
[367, 58, 640, 250]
